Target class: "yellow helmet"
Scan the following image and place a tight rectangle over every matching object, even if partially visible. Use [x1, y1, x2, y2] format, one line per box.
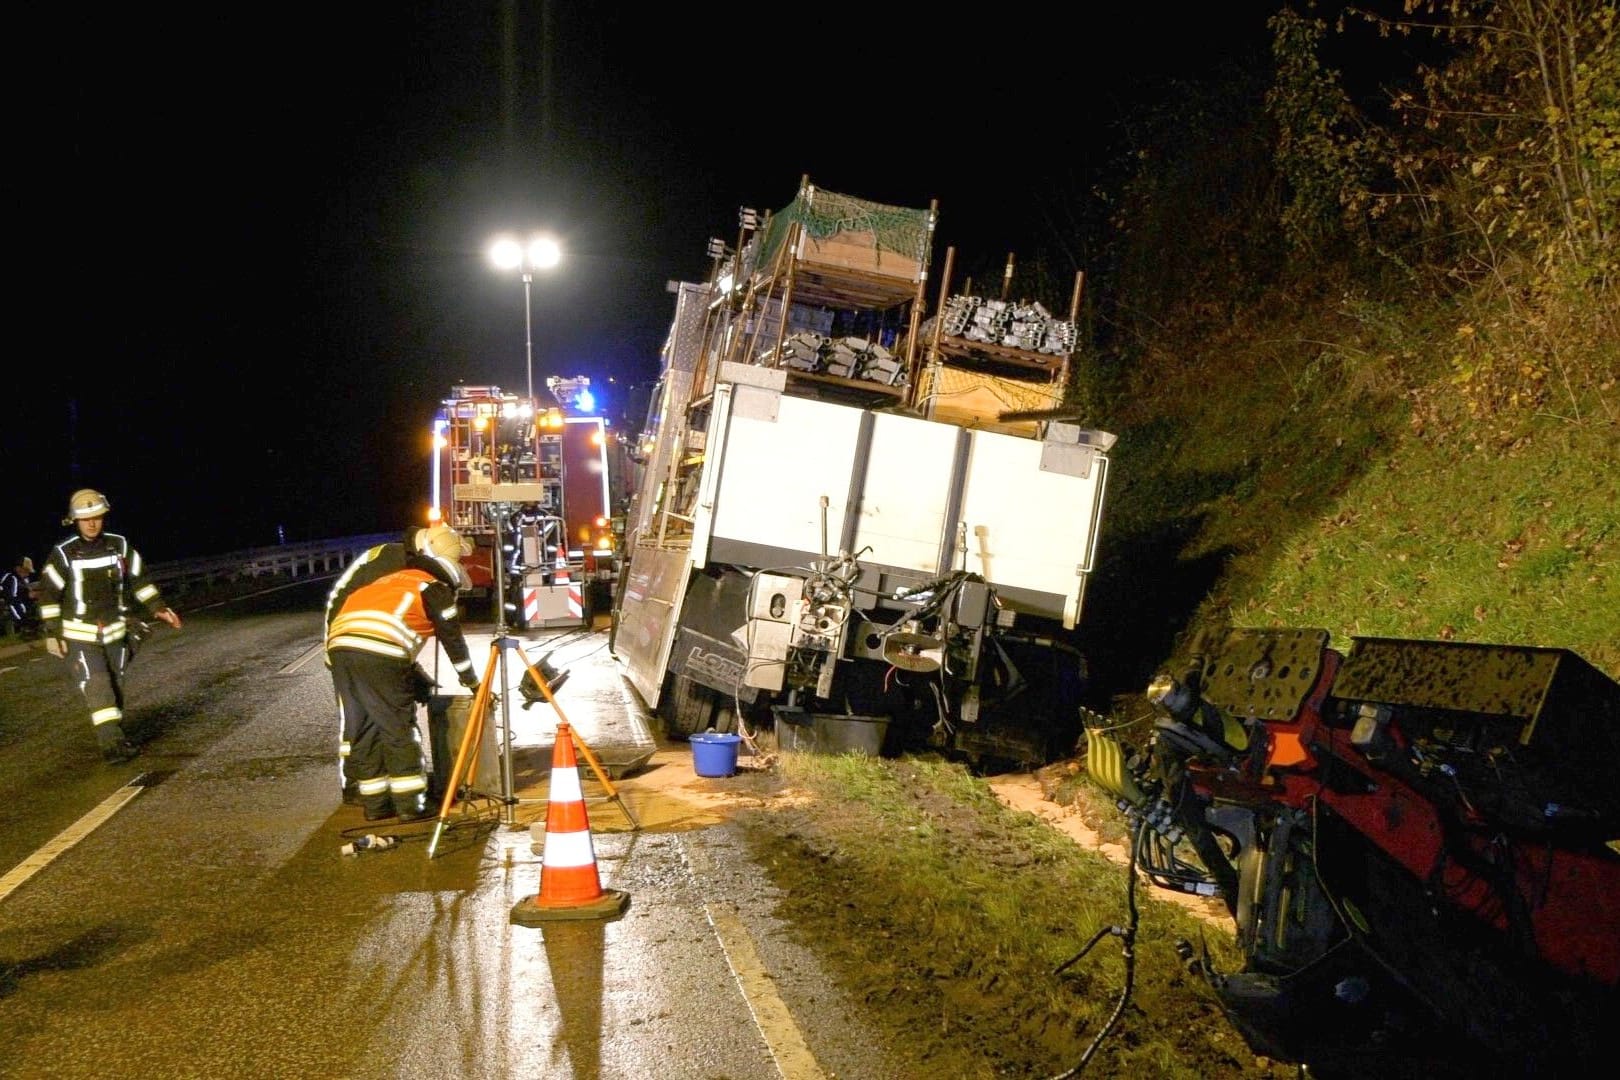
[417, 524, 472, 589]
[418, 524, 472, 560]
[64, 488, 111, 525]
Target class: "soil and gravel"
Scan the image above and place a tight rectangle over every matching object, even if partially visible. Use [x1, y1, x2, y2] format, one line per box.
[676, 750, 1296, 1080]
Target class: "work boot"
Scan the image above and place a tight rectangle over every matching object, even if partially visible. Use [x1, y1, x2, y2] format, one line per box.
[392, 794, 430, 822]
[102, 739, 139, 765]
[362, 804, 397, 822]
[97, 725, 139, 764]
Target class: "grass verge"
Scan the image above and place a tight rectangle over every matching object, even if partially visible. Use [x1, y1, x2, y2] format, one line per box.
[735, 751, 1294, 1079]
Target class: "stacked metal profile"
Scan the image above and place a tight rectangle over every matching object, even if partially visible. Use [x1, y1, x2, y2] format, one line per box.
[764, 331, 905, 385]
[940, 294, 1074, 357]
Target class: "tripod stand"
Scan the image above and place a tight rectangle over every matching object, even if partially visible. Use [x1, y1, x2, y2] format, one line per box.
[426, 633, 640, 858]
[427, 503, 638, 859]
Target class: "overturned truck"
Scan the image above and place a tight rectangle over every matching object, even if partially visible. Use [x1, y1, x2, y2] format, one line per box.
[1090, 628, 1620, 1076]
[613, 180, 1112, 764]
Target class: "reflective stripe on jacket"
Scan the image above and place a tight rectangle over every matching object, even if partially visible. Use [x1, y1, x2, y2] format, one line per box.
[323, 540, 409, 641]
[328, 570, 434, 659]
[38, 533, 166, 643]
[326, 567, 475, 680]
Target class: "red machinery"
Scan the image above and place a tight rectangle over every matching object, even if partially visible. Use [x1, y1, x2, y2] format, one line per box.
[1088, 629, 1620, 1077]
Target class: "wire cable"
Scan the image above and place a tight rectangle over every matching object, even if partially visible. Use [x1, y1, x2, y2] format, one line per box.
[1047, 818, 1144, 1078]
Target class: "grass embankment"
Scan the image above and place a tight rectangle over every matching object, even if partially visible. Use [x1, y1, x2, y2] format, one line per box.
[738, 753, 1292, 1079]
[1079, 285, 1619, 707]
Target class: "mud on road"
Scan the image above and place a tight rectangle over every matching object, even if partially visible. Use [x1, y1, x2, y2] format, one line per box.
[636, 748, 1290, 1080]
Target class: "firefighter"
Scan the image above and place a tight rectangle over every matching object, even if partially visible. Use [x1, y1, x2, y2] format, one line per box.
[2, 556, 38, 638]
[38, 489, 183, 763]
[325, 524, 479, 821]
[323, 527, 420, 800]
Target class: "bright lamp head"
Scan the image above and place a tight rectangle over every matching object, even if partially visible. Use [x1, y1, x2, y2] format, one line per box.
[527, 236, 561, 270]
[489, 236, 523, 270]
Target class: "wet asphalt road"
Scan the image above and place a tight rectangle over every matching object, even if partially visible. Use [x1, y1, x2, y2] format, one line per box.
[0, 581, 901, 1080]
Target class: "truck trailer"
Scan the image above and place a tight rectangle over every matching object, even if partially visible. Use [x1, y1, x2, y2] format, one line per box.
[614, 179, 1114, 764]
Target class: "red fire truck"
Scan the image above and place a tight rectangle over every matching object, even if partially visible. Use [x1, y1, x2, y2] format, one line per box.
[429, 379, 628, 627]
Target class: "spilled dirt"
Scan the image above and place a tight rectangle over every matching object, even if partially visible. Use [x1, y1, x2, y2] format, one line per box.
[585, 739, 1288, 1079]
[985, 769, 1232, 931]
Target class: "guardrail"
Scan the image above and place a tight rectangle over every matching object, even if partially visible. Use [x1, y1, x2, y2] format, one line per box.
[145, 533, 397, 592]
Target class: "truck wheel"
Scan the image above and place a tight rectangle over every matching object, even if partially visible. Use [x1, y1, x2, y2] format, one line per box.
[710, 704, 738, 735]
[658, 673, 719, 738]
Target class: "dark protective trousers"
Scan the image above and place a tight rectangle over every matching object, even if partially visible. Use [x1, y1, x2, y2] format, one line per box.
[67, 639, 131, 751]
[329, 649, 429, 818]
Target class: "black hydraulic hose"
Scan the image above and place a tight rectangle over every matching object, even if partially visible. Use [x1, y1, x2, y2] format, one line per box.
[1046, 819, 1144, 1079]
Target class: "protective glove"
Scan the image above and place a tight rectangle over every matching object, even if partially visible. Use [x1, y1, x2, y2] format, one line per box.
[409, 663, 437, 705]
[44, 636, 66, 659]
[459, 669, 481, 692]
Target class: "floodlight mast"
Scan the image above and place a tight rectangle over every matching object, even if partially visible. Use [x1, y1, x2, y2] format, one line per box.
[488, 234, 562, 407]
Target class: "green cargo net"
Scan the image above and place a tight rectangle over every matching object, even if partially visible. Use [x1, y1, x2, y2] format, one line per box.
[753, 184, 933, 273]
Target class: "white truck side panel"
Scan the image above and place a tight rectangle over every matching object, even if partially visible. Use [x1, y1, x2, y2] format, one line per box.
[960, 430, 1105, 626]
[697, 379, 1108, 627]
[616, 546, 695, 706]
[852, 413, 960, 572]
[707, 388, 864, 557]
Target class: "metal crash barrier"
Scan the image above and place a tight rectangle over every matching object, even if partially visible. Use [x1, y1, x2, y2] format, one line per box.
[144, 533, 396, 592]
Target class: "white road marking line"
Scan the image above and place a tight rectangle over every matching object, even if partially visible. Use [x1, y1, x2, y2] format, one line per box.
[278, 641, 326, 675]
[684, 837, 827, 1080]
[706, 907, 829, 1080]
[0, 774, 150, 904]
[0, 665, 16, 675]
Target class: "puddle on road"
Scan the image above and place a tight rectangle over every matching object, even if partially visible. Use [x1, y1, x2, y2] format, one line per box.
[518, 747, 804, 838]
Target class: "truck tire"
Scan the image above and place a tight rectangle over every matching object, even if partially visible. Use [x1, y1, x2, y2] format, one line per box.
[659, 673, 720, 738]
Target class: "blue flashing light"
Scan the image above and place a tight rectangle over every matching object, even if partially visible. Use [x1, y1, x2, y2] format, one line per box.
[574, 388, 596, 414]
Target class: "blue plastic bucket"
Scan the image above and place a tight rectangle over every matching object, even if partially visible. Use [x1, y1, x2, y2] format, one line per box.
[690, 732, 742, 777]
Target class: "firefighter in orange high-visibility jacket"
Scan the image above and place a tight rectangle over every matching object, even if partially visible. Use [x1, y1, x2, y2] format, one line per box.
[325, 524, 479, 821]
[322, 526, 425, 802]
[38, 489, 183, 764]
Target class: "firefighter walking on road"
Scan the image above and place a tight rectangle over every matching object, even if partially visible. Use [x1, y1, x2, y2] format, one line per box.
[326, 524, 479, 821]
[38, 489, 183, 763]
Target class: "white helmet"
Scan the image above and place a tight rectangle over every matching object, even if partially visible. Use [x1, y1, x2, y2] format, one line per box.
[64, 488, 111, 525]
[417, 524, 472, 590]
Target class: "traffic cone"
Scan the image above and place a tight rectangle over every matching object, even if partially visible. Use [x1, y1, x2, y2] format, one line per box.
[510, 721, 630, 925]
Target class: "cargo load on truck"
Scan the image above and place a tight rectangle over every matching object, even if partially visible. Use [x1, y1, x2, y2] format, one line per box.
[613, 177, 1113, 765]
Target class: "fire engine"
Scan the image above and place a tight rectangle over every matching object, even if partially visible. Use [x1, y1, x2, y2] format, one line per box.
[429, 379, 628, 628]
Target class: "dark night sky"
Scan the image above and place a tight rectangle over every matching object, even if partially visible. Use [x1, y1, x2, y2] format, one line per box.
[10, 2, 1286, 567]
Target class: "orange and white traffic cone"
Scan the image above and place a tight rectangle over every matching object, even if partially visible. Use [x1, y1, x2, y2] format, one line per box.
[510, 720, 630, 925]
